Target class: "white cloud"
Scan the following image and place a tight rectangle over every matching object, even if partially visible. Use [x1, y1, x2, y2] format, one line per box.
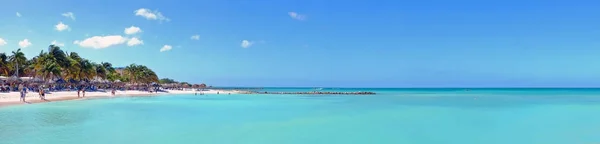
[124, 26, 142, 35]
[18, 39, 32, 48]
[135, 8, 169, 22]
[51, 40, 65, 47]
[74, 35, 128, 49]
[0, 38, 7, 46]
[127, 37, 143, 46]
[62, 12, 75, 20]
[190, 35, 200, 40]
[159, 45, 172, 52]
[16, 12, 21, 17]
[288, 12, 306, 20]
[241, 40, 253, 48]
[55, 22, 70, 31]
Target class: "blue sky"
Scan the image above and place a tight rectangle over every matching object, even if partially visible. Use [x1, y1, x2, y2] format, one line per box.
[1, 0, 600, 87]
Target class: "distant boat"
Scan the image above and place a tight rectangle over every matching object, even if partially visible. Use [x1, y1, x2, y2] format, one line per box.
[315, 88, 323, 90]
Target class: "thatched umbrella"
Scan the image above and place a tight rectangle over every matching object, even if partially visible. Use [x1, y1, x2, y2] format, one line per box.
[8, 76, 19, 82]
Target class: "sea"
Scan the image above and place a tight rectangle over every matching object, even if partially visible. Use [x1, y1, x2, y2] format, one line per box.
[1, 88, 600, 144]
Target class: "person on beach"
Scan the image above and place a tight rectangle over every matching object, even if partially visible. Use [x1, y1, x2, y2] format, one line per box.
[39, 86, 45, 100]
[82, 87, 86, 97]
[20, 86, 27, 102]
[111, 89, 116, 95]
[38, 86, 42, 97]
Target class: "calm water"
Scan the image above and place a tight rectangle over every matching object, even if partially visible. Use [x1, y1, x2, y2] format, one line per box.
[2, 88, 600, 144]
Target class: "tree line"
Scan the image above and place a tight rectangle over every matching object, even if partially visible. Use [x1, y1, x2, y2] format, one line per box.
[0, 45, 171, 85]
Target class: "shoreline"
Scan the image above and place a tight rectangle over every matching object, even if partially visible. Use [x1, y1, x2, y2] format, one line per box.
[0, 89, 241, 108]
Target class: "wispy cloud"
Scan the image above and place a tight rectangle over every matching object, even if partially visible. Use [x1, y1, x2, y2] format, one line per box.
[16, 12, 21, 17]
[124, 26, 142, 35]
[160, 45, 172, 52]
[288, 12, 306, 21]
[55, 22, 70, 31]
[190, 35, 200, 40]
[51, 40, 65, 47]
[19, 39, 32, 48]
[135, 8, 170, 22]
[241, 40, 253, 48]
[62, 12, 75, 20]
[74, 35, 128, 49]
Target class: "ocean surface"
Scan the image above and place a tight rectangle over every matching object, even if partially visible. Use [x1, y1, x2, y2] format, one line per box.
[2, 88, 600, 144]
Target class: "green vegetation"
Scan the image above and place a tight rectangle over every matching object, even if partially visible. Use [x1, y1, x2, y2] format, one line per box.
[0, 45, 178, 85]
[159, 78, 177, 84]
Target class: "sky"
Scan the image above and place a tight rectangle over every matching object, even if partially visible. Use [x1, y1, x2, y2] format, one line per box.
[1, 0, 600, 87]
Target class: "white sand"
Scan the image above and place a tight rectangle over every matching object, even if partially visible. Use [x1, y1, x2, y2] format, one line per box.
[0, 89, 241, 107]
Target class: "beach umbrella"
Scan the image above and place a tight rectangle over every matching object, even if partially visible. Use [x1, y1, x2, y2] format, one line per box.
[8, 76, 19, 81]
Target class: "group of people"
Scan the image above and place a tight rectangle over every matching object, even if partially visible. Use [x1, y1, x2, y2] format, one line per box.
[18, 84, 48, 102]
[77, 87, 86, 98]
[16, 84, 99, 102]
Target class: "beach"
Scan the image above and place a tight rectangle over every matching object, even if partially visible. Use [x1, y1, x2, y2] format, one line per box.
[0, 89, 240, 107]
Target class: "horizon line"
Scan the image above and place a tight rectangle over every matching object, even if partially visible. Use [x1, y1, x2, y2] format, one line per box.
[209, 86, 600, 89]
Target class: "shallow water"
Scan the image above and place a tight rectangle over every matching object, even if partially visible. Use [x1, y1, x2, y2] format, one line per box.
[2, 88, 600, 144]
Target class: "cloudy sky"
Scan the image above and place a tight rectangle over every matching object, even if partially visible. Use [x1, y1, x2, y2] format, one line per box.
[1, 0, 600, 87]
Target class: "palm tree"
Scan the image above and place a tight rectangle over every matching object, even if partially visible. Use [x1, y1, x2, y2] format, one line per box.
[124, 64, 140, 84]
[40, 61, 62, 81]
[141, 68, 158, 83]
[124, 64, 158, 84]
[101, 62, 118, 82]
[24, 58, 37, 77]
[65, 52, 82, 81]
[94, 63, 107, 80]
[9, 49, 26, 77]
[101, 62, 116, 73]
[78, 59, 95, 81]
[48, 45, 69, 67]
[29, 51, 61, 81]
[0, 45, 173, 90]
[28, 50, 46, 78]
[48, 45, 70, 79]
[0, 53, 9, 76]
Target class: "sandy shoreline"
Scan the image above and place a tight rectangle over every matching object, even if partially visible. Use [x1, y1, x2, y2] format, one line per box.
[0, 89, 240, 108]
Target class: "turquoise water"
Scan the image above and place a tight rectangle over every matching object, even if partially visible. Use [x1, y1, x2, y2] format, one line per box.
[2, 88, 600, 144]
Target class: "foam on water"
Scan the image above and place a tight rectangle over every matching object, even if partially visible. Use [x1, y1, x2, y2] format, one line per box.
[1, 88, 600, 144]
